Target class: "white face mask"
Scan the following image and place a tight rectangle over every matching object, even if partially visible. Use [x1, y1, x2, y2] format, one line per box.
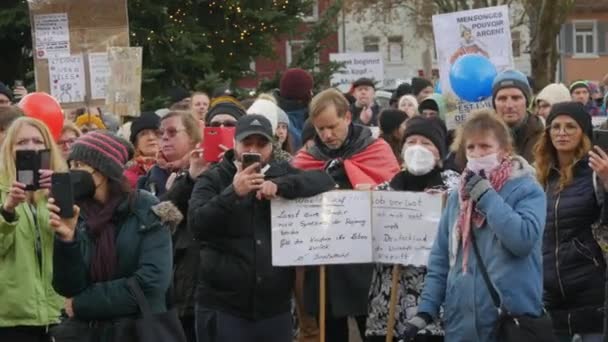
[467, 152, 501, 174]
[403, 145, 436, 176]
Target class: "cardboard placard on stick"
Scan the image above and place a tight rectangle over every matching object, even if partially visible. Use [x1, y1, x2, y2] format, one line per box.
[106, 47, 143, 117]
[28, 0, 129, 109]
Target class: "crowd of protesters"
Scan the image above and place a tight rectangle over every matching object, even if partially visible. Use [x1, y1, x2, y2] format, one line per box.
[1, 66, 608, 342]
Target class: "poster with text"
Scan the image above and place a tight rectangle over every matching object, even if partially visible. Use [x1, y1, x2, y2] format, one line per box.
[271, 191, 373, 266]
[33, 13, 70, 59]
[49, 54, 86, 103]
[372, 192, 443, 266]
[89, 52, 111, 100]
[106, 47, 142, 117]
[432, 5, 513, 129]
[330, 53, 384, 93]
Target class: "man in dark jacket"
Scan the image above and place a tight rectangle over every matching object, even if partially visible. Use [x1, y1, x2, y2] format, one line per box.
[188, 115, 335, 342]
[292, 89, 400, 341]
[349, 77, 381, 127]
[492, 69, 544, 163]
[274, 68, 314, 151]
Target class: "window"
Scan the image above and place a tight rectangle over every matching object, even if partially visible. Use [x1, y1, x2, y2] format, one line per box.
[512, 31, 521, 57]
[388, 36, 403, 62]
[286, 40, 305, 66]
[574, 21, 597, 55]
[363, 36, 380, 52]
[300, 0, 319, 22]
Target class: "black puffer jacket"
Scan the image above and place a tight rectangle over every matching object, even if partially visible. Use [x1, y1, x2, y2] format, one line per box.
[188, 151, 335, 320]
[543, 160, 606, 334]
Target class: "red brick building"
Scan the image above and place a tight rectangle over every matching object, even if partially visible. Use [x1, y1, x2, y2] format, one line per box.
[237, 0, 339, 89]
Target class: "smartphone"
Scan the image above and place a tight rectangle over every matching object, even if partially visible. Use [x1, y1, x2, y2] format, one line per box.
[203, 127, 235, 162]
[242, 153, 261, 172]
[14, 80, 23, 87]
[39, 149, 51, 170]
[16, 150, 39, 191]
[594, 129, 608, 151]
[51, 173, 74, 218]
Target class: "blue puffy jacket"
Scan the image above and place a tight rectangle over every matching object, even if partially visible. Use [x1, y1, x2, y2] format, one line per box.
[418, 157, 546, 342]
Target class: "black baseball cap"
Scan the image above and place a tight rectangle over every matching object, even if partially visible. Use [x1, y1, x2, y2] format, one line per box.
[235, 114, 274, 142]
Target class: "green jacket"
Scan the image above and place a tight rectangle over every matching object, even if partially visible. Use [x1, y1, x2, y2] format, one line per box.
[0, 186, 63, 327]
[52, 190, 177, 321]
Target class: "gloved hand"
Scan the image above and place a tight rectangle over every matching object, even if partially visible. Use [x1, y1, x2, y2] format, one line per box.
[401, 314, 429, 341]
[401, 322, 420, 341]
[464, 172, 492, 202]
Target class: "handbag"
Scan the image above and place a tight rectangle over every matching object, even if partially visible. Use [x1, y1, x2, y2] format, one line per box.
[123, 277, 188, 342]
[470, 229, 556, 342]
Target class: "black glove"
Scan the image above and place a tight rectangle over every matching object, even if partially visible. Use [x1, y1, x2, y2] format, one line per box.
[401, 322, 420, 341]
[401, 314, 431, 341]
[464, 172, 492, 202]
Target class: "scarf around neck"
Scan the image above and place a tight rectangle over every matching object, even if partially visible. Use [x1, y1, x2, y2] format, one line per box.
[456, 158, 512, 272]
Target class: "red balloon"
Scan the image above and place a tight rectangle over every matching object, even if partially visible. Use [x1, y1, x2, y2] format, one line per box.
[19, 92, 64, 141]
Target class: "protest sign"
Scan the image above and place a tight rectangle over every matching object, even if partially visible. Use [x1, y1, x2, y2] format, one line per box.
[372, 192, 444, 266]
[271, 191, 373, 266]
[49, 54, 86, 103]
[28, 0, 129, 109]
[330, 53, 384, 92]
[106, 47, 143, 117]
[432, 5, 513, 129]
[88, 52, 111, 100]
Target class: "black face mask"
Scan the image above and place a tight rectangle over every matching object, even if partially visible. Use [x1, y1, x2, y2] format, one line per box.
[70, 169, 96, 201]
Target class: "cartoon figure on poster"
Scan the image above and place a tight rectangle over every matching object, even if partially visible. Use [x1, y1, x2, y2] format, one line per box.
[432, 5, 514, 129]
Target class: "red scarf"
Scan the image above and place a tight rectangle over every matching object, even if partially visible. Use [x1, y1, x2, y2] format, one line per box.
[457, 158, 512, 272]
[134, 156, 156, 173]
[292, 139, 400, 187]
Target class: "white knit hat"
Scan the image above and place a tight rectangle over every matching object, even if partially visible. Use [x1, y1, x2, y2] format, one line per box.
[246, 98, 280, 132]
[536, 83, 571, 106]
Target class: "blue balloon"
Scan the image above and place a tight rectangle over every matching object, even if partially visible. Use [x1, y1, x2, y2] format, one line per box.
[434, 82, 442, 94]
[449, 54, 497, 102]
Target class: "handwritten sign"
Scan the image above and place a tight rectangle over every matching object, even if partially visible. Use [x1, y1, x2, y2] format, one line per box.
[33, 13, 70, 59]
[106, 47, 143, 117]
[330, 52, 384, 93]
[49, 54, 86, 103]
[271, 191, 373, 266]
[89, 52, 110, 100]
[372, 192, 443, 266]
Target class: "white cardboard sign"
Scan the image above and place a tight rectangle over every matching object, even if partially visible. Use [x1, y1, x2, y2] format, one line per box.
[330, 52, 384, 92]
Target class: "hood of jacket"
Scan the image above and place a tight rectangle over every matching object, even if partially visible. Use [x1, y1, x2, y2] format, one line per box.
[419, 94, 447, 121]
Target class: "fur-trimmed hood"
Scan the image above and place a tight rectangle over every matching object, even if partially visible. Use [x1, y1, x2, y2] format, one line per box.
[151, 200, 183, 233]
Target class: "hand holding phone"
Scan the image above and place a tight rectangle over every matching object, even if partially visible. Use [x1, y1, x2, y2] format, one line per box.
[16, 150, 38, 191]
[242, 153, 262, 172]
[51, 173, 74, 218]
[203, 127, 235, 162]
[594, 129, 608, 151]
[233, 153, 264, 197]
[3, 182, 27, 213]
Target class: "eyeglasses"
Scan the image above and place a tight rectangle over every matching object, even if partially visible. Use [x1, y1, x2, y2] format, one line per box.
[549, 123, 579, 135]
[209, 121, 237, 128]
[159, 127, 186, 138]
[58, 138, 76, 146]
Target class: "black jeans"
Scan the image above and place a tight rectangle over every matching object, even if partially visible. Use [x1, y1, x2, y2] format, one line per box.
[325, 315, 367, 342]
[0, 326, 51, 342]
[195, 306, 292, 342]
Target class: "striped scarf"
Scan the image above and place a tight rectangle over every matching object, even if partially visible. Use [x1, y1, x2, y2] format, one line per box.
[457, 158, 512, 272]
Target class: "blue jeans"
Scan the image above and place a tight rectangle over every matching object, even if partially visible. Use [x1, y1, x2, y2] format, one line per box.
[195, 306, 292, 342]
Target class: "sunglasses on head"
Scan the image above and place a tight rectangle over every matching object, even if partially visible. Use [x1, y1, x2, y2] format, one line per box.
[209, 121, 237, 128]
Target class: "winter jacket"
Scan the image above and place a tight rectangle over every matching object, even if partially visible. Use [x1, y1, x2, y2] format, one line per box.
[418, 156, 546, 342]
[188, 151, 335, 320]
[137, 164, 171, 197]
[511, 113, 544, 164]
[543, 160, 606, 334]
[350, 102, 381, 126]
[292, 124, 400, 317]
[53, 191, 175, 323]
[159, 173, 199, 319]
[0, 186, 63, 327]
[275, 90, 309, 151]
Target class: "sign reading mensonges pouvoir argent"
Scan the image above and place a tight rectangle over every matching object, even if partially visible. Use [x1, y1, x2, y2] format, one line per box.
[330, 52, 384, 93]
[271, 191, 373, 266]
[372, 191, 443, 266]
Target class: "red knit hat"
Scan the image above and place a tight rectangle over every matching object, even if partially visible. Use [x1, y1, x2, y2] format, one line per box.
[280, 68, 313, 102]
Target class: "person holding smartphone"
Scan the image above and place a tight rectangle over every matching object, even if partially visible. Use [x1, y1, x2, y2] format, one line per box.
[0, 117, 67, 341]
[188, 115, 335, 342]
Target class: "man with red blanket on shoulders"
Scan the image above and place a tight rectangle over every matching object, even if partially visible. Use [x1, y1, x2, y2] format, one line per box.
[292, 88, 400, 342]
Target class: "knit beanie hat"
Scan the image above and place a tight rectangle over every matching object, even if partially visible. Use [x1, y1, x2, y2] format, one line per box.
[403, 116, 447, 158]
[246, 98, 282, 132]
[492, 69, 532, 107]
[102, 114, 120, 133]
[276, 109, 289, 127]
[418, 97, 439, 114]
[390, 83, 413, 105]
[167, 86, 190, 105]
[379, 109, 408, 135]
[300, 119, 316, 146]
[411, 77, 433, 96]
[280, 68, 314, 102]
[69, 131, 134, 181]
[0, 82, 12, 102]
[536, 83, 571, 106]
[75, 113, 106, 131]
[569, 80, 590, 94]
[398, 95, 419, 110]
[546, 101, 593, 139]
[206, 101, 246, 125]
[130, 112, 160, 144]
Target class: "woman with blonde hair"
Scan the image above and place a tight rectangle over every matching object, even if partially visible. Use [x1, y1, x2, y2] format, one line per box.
[0, 117, 67, 341]
[398, 95, 419, 117]
[535, 101, 607, 341]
